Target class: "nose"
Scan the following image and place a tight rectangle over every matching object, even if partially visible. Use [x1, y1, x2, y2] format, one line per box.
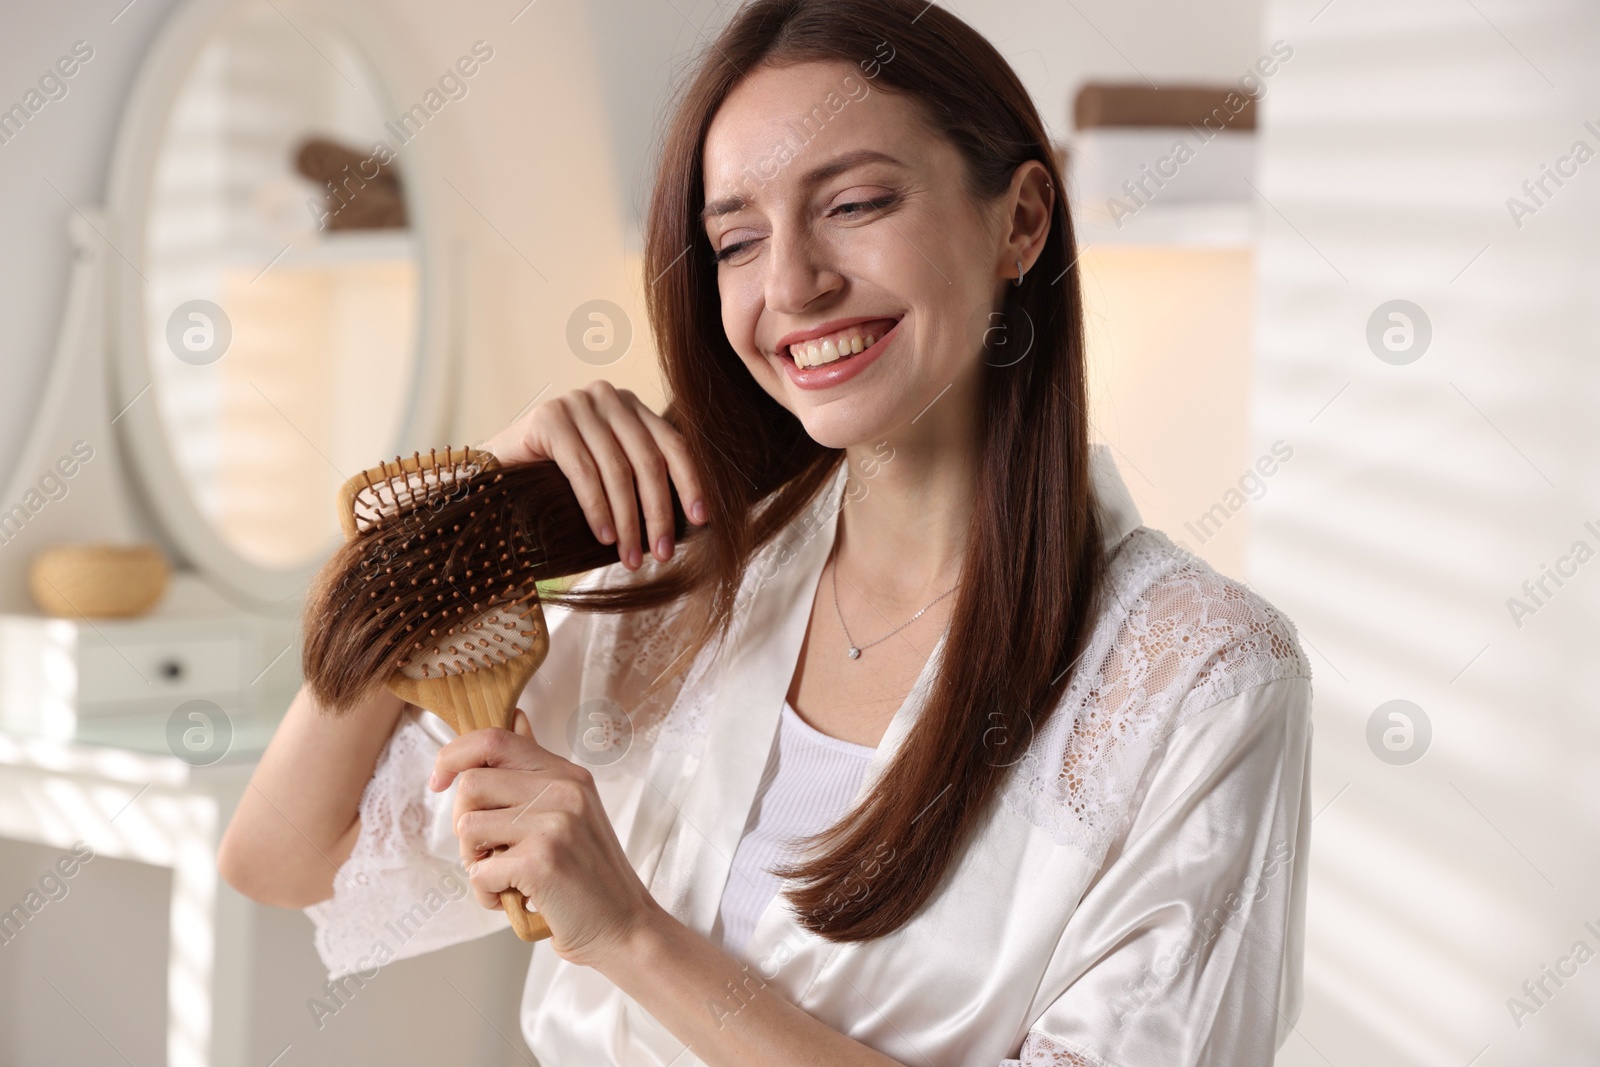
[763, 224, 844, 325]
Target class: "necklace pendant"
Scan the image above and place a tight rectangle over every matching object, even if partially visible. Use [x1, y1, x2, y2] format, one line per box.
[847, 646, 861, 660]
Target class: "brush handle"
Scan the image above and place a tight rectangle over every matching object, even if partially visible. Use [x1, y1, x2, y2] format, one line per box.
[499, 884, 552, 941]
[472, 665, 554, 943]
[473, 675, 554, 943]
[387, 631, 556, 944]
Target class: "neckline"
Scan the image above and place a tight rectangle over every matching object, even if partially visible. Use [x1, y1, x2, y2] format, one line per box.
[780, 700, 877, 757]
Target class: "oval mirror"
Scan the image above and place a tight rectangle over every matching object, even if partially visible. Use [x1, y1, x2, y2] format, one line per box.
[110, 0, 446, 610]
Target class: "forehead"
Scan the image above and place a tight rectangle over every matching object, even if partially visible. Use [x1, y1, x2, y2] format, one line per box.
[701, 60, 929, 210]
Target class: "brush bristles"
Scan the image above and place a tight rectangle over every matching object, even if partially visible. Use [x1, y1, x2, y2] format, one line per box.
[350, 448, 489, 535]
[399, 606, 541, 680]
[303, 452, 691, 714]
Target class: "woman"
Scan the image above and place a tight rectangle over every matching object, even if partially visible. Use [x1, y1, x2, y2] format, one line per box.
[219, 0, 1313, 1063]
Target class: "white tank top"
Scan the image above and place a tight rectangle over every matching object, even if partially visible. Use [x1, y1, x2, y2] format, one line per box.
[712, 700, 877, 956]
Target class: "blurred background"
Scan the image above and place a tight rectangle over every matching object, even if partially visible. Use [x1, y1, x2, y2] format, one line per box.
[0, 0, 1595, 1064]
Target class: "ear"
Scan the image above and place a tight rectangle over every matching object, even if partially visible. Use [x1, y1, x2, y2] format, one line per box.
[1001, 159, 1055, 282]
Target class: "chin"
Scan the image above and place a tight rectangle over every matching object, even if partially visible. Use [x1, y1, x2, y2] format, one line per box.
[789, 397, 900, 451]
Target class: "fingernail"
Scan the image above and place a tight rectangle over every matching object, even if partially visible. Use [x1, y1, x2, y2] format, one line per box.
[690, 500, 708, 524]
[598, 523, 615, 544]
[428, 771, 440, 791]
[656, 534, 673, 560]
[627, 546, 642, 569]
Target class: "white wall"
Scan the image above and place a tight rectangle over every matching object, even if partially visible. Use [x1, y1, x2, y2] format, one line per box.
[952, 0, 1267, 142]
[0, 0, 188, 479]
[1250, 1, 1600, 1064]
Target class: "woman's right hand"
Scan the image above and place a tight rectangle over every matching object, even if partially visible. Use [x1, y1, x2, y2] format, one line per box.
[482, 381, 709, 571]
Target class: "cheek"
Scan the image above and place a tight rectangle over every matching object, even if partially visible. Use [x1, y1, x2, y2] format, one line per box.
[718, 273, 761, 350]
[915, 216, 1004, 352]
[860, 258, 974, 369]
[858, 209, 979, 321]
[718, 274, 782, 383]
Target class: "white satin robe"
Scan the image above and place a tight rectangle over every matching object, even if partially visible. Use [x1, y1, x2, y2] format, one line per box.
[306, 445, 1314, 1067]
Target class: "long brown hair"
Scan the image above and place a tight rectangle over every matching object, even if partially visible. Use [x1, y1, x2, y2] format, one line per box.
[628, 0, 1106, 942]
[311, 0, 1105, 943]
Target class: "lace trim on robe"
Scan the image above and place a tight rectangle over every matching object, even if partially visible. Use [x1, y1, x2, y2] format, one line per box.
[1002, 1029, 1109, 1066]
[999, 527, 1311, 869]
[304, 710, 506, 980]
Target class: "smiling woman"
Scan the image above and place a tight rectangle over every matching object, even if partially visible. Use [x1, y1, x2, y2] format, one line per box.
[222, 1, 1312, 1064]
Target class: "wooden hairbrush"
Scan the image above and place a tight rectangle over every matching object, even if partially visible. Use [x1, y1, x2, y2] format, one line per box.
[334, 446, 553, 942]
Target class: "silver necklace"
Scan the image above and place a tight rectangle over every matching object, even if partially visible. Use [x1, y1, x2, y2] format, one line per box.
[830, 546, 958, 659]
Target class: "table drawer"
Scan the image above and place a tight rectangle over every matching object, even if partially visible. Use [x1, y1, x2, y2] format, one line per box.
[78, 636, 247, 706]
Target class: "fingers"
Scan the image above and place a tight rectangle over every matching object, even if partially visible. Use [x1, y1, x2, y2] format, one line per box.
[454, 780, 585, 856]
[430, 726, 559, 791]
[463, 845, 519, 910]
[480, 416, 546, 467]
[629, 397, 709, 528]
[565, 388, 645, 568]
[537, 393, 626, 555]
[460, 807, 587, 913]
[485, 382, 710, 572]
[593, 388, 682, 564]
[464, 841, 548, 909]
[450, 766, 557, 826]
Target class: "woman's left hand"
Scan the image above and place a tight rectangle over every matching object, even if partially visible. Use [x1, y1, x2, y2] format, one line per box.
[430, 710, 663, 969]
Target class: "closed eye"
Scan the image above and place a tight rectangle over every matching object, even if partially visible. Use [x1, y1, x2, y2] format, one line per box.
[832, 194, 897, 218]
[712, 239, 756, 265]
[710, 194, 900, 266]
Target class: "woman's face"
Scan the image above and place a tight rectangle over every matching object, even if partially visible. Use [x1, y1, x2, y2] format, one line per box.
[701, 60, 1039, 450]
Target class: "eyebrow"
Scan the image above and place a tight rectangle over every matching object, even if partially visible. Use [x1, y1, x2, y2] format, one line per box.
[699, 148, 908, 223]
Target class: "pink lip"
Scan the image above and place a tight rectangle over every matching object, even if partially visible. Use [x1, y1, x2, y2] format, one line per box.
[776, 317, 903, 391]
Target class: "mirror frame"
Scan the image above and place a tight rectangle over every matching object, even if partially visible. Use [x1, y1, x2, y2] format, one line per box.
[105, 0, 451, 613]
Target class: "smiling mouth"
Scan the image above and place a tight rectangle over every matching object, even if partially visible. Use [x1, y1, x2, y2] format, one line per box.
[783, 317, 901, 369]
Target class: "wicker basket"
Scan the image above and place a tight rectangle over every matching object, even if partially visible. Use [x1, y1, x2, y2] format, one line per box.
[28, 543, 171, 618]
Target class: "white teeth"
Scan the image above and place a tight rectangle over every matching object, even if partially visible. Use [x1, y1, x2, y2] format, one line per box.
[790, 327, 888, 368]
